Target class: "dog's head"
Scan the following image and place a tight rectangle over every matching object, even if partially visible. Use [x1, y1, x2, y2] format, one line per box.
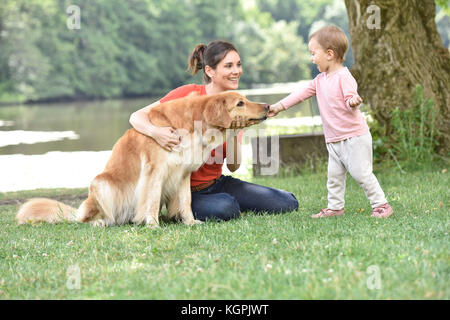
[203, 92, 269, 129]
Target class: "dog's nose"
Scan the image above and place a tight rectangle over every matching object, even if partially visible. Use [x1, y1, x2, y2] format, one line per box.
[263, 103, 270, 111]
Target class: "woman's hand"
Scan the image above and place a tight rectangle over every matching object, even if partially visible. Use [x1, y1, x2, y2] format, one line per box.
[152, 126, 181, 151]
[130, 100, 181, 151]
[230, 116, 247, 129]
[230, 116, 259, 129]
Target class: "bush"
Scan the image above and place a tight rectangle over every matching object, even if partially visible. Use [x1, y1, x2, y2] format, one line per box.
[372, 85, 442, 170]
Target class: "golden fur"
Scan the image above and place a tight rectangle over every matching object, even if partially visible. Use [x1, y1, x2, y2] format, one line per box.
[16, 92, 269, 227]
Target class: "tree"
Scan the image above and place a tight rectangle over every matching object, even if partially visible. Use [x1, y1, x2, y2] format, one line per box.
[344, 0, 450, 152]
[0, 0, 314, 102]
[231, 16, 311, 86]
[256, 0, 334, 40]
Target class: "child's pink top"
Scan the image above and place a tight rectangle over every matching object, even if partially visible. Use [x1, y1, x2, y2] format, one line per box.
[280, 67, 369, 143]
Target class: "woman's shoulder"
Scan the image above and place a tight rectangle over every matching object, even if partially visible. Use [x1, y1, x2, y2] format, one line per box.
[160, 84, 206, 103]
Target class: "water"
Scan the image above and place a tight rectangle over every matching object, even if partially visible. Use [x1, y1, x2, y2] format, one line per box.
[0, 93, 320, 192]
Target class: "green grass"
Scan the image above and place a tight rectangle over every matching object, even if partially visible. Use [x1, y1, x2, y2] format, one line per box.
[0, 168, 448, 299]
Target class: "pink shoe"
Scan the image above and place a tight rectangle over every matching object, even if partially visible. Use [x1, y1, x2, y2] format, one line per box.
[371, 203, 393, 218]
[311, 208, 344, 218]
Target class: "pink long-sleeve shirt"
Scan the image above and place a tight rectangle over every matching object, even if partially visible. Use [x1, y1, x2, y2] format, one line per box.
[280, 67, 369, 143]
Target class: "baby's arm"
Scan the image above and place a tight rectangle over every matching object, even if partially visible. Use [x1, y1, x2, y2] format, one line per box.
[268, 80, 316, 117]
[340, 74, 363, 110]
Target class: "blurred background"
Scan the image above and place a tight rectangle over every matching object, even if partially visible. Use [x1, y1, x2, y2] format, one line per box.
[0, 0, 360, 103]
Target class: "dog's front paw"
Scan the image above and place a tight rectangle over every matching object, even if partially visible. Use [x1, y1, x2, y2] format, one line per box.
[184, 219, 203, 226]
[92, 219, 107, 227]
[144, 216, 159, 228]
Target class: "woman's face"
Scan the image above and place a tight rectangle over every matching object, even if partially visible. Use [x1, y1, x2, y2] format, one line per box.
[207, 50, 242, 91]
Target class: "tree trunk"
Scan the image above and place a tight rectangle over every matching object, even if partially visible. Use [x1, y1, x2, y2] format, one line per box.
[344, 0, 449, 152]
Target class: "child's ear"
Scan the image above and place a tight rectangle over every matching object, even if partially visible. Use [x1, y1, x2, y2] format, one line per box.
[326, 49, 335, 61]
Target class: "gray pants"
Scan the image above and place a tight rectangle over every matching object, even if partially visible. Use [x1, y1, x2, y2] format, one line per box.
[326, 132, 387, 210]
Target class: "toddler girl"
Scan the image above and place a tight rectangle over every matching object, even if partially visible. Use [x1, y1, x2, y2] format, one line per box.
[269, 25, 393, 218]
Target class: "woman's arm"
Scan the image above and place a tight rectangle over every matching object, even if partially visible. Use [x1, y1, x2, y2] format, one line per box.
[129, 101, 180, 151]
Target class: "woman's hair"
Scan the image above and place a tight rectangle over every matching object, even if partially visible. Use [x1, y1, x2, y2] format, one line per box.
[187, 40, 239, 83]
[309, 25, 348, 63]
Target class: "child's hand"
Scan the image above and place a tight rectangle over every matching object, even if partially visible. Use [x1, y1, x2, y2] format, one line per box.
[349, 95, 363, 108]
[268, 102, 285, 117]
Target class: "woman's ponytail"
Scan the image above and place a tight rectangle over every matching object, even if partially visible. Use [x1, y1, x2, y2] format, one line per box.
[187, 44, 207, 75]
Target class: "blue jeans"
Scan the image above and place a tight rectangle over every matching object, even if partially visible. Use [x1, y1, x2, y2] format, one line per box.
[191, 175, 298, 221]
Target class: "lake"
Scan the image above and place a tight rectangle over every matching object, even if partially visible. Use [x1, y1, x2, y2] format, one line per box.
[0, 89, 321, 192]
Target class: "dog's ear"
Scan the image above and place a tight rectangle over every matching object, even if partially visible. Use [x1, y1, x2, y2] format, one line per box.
[203, 96, 232, 128]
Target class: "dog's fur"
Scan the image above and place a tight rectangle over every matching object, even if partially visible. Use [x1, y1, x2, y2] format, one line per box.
[16, 92, 268, 227]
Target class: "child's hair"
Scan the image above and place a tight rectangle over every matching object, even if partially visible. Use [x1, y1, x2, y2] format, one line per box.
[187, 40, 239, 83]
[309, 25, 348, 63]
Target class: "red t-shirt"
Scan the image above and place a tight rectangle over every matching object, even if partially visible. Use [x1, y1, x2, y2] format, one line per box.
[159, 84, 226, 186]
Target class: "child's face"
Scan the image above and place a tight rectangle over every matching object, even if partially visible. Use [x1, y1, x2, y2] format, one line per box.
[308, 38, 333, 73]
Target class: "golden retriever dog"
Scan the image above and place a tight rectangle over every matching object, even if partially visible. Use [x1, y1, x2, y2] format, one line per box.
[16, 92, 269, 227]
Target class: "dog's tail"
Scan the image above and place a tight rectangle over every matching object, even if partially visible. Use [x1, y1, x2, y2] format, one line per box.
[16, 198, 79, 225]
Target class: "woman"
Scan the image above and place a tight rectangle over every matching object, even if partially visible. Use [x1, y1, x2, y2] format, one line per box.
[129, 40, 298, 221]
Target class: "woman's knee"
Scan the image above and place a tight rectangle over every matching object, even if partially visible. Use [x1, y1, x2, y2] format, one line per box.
[278, 192, 299, 213]
[258, 190, 298, 214]
[194, 194, 240, 221]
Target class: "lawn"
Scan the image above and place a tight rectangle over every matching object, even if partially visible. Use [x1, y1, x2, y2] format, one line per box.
[0, 168, 448, 299]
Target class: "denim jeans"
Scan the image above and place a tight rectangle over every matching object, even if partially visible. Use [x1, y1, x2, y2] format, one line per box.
[191, 175, 298, 221]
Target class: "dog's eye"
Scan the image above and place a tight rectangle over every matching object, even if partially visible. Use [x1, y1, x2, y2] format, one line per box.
[236, 101, 244, 107]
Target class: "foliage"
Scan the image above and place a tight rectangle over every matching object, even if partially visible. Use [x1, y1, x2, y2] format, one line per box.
[0, 0, 206, 101]
[255, 0, 334, 40]
[367, 108, 389, 164]
[370, 85, 443, 170]
[389, 86, 442, 168]
[0, 0, 309, 102]
[255, 0, 347, 77]
[232, 19, 311, 86]
[436, 0, 450, 15]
